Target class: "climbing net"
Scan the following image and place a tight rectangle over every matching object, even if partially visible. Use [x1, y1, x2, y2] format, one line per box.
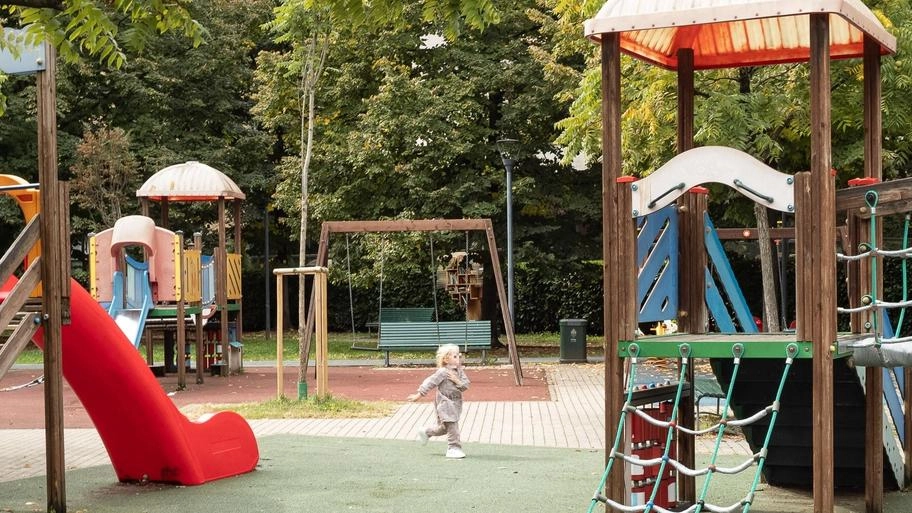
[587, 342, 799, 513]
[836, 190, 912, 357]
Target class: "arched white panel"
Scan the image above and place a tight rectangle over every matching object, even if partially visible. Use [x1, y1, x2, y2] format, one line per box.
[628, 146, 795, 217]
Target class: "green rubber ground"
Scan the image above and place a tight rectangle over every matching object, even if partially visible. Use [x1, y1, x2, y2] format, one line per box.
[1, 436, 910, 512]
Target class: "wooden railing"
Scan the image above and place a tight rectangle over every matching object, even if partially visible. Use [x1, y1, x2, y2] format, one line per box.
[0, 215, 43, 380]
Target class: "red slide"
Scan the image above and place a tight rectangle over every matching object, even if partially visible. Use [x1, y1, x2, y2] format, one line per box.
[27, 278, 259, 485]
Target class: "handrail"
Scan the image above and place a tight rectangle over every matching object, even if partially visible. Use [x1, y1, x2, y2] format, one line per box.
[0, 215, 40, 282]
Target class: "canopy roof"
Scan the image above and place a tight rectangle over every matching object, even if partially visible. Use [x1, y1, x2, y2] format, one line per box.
[585, 0, 897, 70]
[136, 161, 245, 202]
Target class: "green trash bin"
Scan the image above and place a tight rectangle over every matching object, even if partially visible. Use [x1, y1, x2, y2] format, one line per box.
[559, 319, 588, 363]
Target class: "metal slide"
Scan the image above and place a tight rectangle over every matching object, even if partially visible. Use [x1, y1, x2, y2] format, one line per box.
[106, 256, 154, 348]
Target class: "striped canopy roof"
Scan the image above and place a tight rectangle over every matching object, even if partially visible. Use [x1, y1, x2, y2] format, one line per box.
[585, 0, 897, 70]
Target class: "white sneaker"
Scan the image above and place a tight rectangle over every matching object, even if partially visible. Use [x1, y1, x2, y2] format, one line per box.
[445, 447, 466, 459]
[417, 429, 429, 446]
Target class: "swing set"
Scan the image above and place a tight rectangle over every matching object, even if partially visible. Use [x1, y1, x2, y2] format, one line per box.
[342, 231, 492, 366]
[302, 218, 523, 385]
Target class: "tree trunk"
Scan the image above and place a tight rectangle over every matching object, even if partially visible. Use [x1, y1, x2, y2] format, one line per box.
[754, 202, 781, 332]
[297, 71, 317, 384]
[739, 68, 781, 333]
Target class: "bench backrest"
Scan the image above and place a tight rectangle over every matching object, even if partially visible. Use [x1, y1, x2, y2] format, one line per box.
[379, 320, 492, 348]
[378, 307, 435, 323]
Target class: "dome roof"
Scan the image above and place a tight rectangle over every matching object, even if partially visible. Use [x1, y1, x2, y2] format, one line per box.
[136, 161, 245, 201]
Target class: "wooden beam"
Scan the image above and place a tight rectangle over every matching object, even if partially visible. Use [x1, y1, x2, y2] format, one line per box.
[863, 34, 884, 513]
[676, 48, 694, 154]
[305, 218, 524, 385]
[37, 40, 66, 513]
[715, 227, 795, 240]
[677, 51, 697, 505]
[835, 176, 912, 213]
[601, 32, 626, 505]
[0, 215, 40, 281]
[323, 219, 489, 233]
[483, 221, 523, 384]
[795, 173, 811, 342]
[810, 13, 835, 513]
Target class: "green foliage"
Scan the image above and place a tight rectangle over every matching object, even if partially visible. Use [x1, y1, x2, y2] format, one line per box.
[514, 260, 603, 334]
[255, 1, 604, 328]
[303, 0, 500, 39]
[0, 0, 275, 243]
[2, 0, 204, 68]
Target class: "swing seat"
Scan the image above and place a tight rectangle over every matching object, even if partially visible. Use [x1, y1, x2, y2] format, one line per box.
[377, 320, 492, 366]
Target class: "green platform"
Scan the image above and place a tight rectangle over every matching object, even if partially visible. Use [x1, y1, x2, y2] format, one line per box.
[620, 333, 814, 359]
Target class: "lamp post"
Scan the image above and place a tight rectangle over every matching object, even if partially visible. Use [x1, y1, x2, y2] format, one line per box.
[497, 138, 518, 324]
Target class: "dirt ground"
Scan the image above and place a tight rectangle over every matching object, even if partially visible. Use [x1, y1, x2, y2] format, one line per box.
[0, 363, 550, 429]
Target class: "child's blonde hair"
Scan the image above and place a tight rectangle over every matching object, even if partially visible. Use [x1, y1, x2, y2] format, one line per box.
[435, 343, 461, 367]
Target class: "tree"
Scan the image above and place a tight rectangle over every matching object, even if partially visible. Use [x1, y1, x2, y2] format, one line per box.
[254, 0, 512, 391]
[256, 2, 333, 374]
[0, 0, 274, 256]
[69, 119, 139, 227]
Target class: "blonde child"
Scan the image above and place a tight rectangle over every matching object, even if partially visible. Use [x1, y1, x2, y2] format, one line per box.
[407, 343, 470, 458]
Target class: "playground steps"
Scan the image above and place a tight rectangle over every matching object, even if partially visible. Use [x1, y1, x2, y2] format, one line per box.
[710, 357, 899, 490]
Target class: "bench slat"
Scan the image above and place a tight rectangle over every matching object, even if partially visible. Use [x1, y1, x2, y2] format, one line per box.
[378, 308, 435, 323]
[379, 321, 491, 350]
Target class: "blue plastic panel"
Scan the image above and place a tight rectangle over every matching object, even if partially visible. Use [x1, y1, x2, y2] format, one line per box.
[637, 205, 678, 322]
[704, 214, 757, 333]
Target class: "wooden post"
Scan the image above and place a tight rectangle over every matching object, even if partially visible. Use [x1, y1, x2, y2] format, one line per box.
[314, 270, 329, 397]
[37, 40, 66, 513]
[863, 34, 884, 513]
[194, 232, 204, 385]
[601, 32, 626, 504]
[176, 232, 187, 390]
[483, 221, 523, 384]
[218, 198, 228, 364]
[275, 267, 329, 398]
[810, 13, 835, 513]
[276, 273, 285, 399]
[676, 48, 695, 155]
[676, 48, 699, 505]
[233, 200, 244, 345]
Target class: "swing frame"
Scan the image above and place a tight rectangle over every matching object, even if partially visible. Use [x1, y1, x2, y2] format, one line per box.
[302, 218, 524, 386]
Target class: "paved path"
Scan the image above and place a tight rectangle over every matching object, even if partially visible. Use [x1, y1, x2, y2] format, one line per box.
[0, 365, 750, 483]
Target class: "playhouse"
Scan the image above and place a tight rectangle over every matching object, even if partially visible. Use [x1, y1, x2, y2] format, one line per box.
[88, 162, 246, 388]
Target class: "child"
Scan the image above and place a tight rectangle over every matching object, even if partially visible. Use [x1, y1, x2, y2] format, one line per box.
[407, 343, 470, 459]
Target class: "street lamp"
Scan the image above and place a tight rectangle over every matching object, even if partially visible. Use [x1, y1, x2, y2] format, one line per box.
[497, 138, 519, 324]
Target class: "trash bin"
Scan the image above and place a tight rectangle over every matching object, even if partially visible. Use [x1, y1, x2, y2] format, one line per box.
[559, 319, 588, 363]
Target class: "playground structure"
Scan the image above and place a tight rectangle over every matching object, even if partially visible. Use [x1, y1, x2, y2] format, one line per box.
[585, 1, 902, 513]
[0, 35, 252, 512]
[86, 161, 246, 388]
[302, 219, 523, 385]
[0, 172, 258, 487]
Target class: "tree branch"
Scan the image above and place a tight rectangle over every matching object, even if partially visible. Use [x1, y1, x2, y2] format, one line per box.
[1, 0, 64, 9]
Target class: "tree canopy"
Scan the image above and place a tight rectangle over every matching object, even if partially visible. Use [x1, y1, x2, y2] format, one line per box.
[1, 0, 203, 67]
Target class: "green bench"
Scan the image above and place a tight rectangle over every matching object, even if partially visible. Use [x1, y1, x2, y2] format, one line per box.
[377, 320, 492, 366]
[353, 308, 437, 351]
